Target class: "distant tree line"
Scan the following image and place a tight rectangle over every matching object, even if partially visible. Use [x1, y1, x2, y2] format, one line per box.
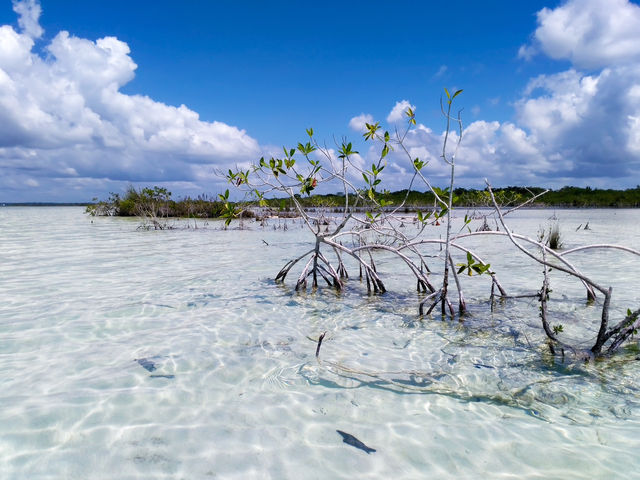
[86, 184, 640, 219]
[269, 185, 640, 210]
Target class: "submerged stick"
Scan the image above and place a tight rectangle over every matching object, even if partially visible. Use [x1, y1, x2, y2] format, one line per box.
[315, 332, 326, 358]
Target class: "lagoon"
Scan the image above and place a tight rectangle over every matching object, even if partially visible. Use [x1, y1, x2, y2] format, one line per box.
[1, 206, 640, 479]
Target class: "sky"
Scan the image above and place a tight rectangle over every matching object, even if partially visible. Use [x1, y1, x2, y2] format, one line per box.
[1, 0, 640, 202]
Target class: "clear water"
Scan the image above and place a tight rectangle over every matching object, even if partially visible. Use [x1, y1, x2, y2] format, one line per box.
[1, 207, 640, 479]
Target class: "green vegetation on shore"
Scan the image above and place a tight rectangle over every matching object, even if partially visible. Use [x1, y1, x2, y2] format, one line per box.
[86, 186, 226, 218]
[263, 185, 640, 210]
[85, 184, 640, 218]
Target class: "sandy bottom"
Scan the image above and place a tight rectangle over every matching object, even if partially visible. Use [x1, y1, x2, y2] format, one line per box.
[1, 207, 640, 479]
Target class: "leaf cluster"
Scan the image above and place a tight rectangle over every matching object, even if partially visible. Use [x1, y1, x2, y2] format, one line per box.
[456, 252, 491, 276]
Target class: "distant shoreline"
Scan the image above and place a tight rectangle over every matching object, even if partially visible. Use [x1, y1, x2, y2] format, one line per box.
[3, 203, 640, 211]
[1, 203, 90, 207]
[5, 185, 640, 209]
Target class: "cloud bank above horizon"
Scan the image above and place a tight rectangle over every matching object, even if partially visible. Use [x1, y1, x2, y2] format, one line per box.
[0, 0, 260, 201]
[1, 0, 640, 201]
[351, 0, 640, 190]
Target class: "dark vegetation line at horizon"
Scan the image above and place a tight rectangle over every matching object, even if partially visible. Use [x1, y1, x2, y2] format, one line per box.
[27, 184, 640, 214]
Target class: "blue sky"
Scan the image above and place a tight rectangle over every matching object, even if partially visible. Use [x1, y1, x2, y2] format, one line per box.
[1, 0, 640, 202]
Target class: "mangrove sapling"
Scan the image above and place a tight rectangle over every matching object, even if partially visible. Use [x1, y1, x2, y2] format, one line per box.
[226, 119, 437, 294]
[437, 89, 464, 317]
[135, 187, 174, 230]
[485, 183, 640, 357]
[86, 192, 121, 216]
[227, 89, 640, 359]
[227, 91, 518, 315]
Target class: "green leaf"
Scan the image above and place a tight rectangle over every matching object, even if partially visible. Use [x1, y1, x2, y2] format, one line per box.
[444, 87, 450, 100]
[381, 144, 389, 159]
[306, 127, 313, 137]
[457, 265, 466, 275]
[452, 89, 463, 99]
[363, 122, 380, 141]
[405, 107, 416, 125]
[466, 252, 473, 263]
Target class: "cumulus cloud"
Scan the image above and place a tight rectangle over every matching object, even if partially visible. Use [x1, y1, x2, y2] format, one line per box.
[386, 100, 415, 124]
[311, 0, 640, 191]
[12, 0, 43, 39]
[417, 0, 640, 188]
[521, 0, 640, 69]
[386, 119, 551, 189]
[0, 1, 261, 201]
[507, 0, 640, 184]
[348, 113, 374, 133]
[517, 65, 640, 178]
[376, 54, 640, 189]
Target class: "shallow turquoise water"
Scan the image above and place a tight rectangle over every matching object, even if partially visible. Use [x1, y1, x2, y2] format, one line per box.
[1, 207, 640, 479]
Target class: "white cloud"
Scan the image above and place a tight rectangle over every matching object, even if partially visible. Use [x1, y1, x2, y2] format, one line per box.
[374, 61, 640, 190]
[523, 0, 640, 69]
[4, 0, 640, 201]
[517, 64, 640, 179]
[517, 44, 536, 62]
[348, 113, 374, 133]
[434, 65, 447, 78]
[386, 100, 415, 124]
[446, 0, 640, 188]
[12, 0, 43, 39]
[0, 1, 261, 201]
[628, 115, 640, 154]
[326, 1, 640, 191]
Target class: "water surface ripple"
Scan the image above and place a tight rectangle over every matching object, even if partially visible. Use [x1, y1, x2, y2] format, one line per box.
[1, 207, 640, 479]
